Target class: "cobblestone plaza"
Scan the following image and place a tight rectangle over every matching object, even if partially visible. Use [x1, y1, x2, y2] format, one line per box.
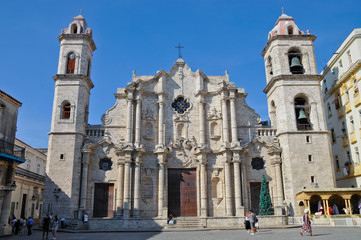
[2, 227, 361, 240]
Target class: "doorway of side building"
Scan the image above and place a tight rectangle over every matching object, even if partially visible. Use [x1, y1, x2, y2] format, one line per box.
[93, 183, 114, 218]
[168, 168, 197, 217]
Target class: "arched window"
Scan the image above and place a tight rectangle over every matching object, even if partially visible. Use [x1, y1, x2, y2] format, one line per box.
[71, 24, 77, 34]
[66, 52, 76, 74]
[294, 97, 312, 130]
[287, 26, 294, 35]
[62, 102, 71, 119]
[288, 49, 304, 74]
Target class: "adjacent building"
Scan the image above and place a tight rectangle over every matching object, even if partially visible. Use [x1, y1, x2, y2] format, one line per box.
[9, 139, 46, 223]
[321, 28, 361, 188]
[0, 90, 26, 235]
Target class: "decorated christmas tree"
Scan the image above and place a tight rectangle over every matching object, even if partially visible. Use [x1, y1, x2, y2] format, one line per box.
[259, 174, 274, 215]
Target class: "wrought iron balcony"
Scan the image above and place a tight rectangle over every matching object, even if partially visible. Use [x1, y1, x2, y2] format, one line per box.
[0, 138, 25, 163]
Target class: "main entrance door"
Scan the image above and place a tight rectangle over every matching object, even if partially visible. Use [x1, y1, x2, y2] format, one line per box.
[168, 169, 197, 217]
[93, 183, 114, 218]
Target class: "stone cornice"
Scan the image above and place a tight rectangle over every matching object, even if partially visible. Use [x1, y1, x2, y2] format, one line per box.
[263, 74, 323, 94]
[261, 34, 316, 56]
[276, 130, 329, 137]
[52, 74, 94, 89]
[58, 33, 96, 52]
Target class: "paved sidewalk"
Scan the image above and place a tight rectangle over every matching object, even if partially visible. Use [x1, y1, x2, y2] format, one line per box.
[1, 226, 360, 240]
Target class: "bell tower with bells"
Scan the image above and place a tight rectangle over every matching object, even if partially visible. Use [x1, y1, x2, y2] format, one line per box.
[45, 14, 96, 218]
[261, 13, 335, 215]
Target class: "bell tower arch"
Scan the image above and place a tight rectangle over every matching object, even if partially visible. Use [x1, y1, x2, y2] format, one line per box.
[261, 13, 335, 215]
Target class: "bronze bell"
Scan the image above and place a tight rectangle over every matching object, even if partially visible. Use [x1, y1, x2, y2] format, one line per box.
[298, 109, 307, 119]
[290, 57, 303, 74]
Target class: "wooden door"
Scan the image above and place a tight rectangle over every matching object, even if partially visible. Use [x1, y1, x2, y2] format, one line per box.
[93, 183, 114, 217]
[168, 169, 197, 217]
[250, 182, 261, 214]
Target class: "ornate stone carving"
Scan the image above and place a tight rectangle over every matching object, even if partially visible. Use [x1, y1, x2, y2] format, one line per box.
[101, 114, 112, 125]
[167, 137, 199, 168]
[207, 107, 222, 120]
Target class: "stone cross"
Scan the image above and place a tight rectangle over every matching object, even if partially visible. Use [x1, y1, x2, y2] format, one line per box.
[175, 43, 184, 58]
[281, 6, 285, 14]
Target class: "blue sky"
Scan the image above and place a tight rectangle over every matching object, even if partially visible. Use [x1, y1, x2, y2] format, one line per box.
[1, 0, 361, 148]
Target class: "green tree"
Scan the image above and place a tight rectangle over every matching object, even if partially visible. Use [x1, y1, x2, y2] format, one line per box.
[259, 174, 274, 215]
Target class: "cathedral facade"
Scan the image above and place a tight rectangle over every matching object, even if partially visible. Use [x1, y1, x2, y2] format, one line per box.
[44, 14, 335, 229]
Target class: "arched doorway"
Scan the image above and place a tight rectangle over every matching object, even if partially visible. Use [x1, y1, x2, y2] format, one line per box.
[350, 194, 361, 214]
[328, 194, 345, 215]
[309, 195, 322, 214]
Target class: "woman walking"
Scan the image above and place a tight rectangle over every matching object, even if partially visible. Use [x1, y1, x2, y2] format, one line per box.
[300, 209, 313, 236]
[50, 215, 59, 240]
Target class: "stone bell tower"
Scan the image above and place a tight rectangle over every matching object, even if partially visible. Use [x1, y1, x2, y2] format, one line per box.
[261, 13, 335, 215]
[44, 14, 96, 218]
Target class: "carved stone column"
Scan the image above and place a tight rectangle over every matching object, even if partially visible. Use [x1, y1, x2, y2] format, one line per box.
[198, 97, 206, 145]
[224, 153, 233, 216]
[126, 89, 134, 144]
[199, 155, 208, 217]
[133, 153, 142, 217]
[116, 157, 124, 217]
[79, 150, 91, 216]
[270, 148, 283, 208]
[241, 155, 248, 211]
[221, 92, 230, 145]
[229, 89, 239, 147]
[157, 94, 165, 146]
[157, 153, 167, 218]
[123, 153, 132, 218]
[233, 153, 242, 216]
[134, 97, 142, 147]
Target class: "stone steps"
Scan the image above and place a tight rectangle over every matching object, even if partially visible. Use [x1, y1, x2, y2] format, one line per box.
[166, 217, 203, 228]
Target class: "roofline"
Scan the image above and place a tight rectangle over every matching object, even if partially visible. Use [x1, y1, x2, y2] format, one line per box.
[15, 138, 47, 158]
[0, 89, 22, 107]
[321, 28, 361, 76]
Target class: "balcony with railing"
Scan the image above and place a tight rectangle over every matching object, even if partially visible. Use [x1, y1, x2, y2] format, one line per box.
[0, 138, 26, 164]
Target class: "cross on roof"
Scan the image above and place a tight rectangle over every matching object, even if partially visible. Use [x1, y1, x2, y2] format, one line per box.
[175, 43, 184, 58]
[79, 9, 83, 15]
[281, 6, 285, 14]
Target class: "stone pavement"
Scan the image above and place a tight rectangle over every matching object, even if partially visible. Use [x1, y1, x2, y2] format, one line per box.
[1, 227, 361, 240]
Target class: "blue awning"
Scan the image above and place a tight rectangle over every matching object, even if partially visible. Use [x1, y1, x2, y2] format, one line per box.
[0, 152, 26, 164]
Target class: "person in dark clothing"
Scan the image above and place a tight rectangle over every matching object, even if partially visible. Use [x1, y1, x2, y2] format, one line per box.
[14, 219, 20, 235]
[42, 214, 51, 240]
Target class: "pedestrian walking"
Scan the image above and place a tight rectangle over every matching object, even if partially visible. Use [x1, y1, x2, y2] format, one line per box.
[244, 211, 251, 233]
[26, 217, 35, 235]
[248, 210, 256, 235]
[300, 209, 313, 236]
[42, 214, 51, 240]
[51, 215, 59, 240]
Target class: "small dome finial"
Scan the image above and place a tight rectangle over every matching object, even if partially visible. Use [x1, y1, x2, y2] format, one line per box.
[132, 70, 136, 76]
